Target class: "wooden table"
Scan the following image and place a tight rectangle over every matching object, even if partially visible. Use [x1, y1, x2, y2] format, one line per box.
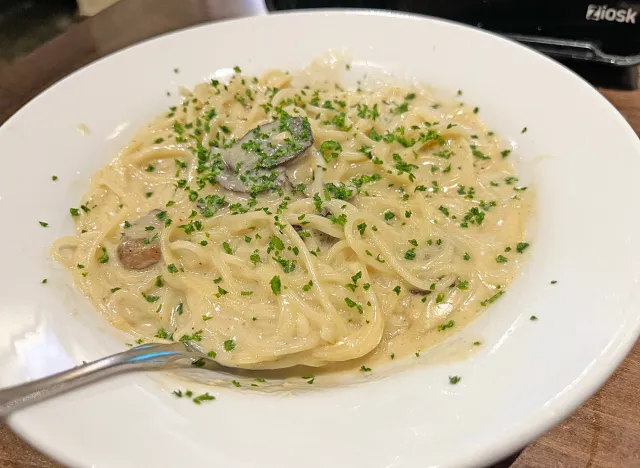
[0, 1, 638, 466]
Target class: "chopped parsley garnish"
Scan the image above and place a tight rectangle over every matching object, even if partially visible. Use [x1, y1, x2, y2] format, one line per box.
[268, 236, 284, 252]
[384, 210, 395, 222]
[393, 285, 401, 295]
[273, 256, 296, 273]
[471, 145, 490, 160]
[393, 153, 418, 180]
[530, 315, 538, 321]
[461, 207, 485, 228]
[457, 280, 469, 290]
[302, 280, 313, 292]
[142, 292, 160, 303]
[39, 221, 48, 227]
[313, 193, 323, 212]
[70, 208, 80, 217]
[496, 255, 508, 263]
[360, 365, 372, 372]
[250, 250, 261, 264]
[224, 339, 236, 351]
[392, 102, 409, 115]
[480, 290, 505, 306]
[270, 275, 282, 295]
[330, 112, 351, 131]
[404, 248, 416, 260]
[319, 140, 342, 162]
[325, 182, 354, 201]
[97, 247, 109, 264]
[449, 376, 461, 384]
[504, 176, 518, 185]
[192, 393, 215, 404]
[434, 149, 453, 159]
[155, 328, 170, 339]
[437, 320, 455, 331]
[328, 213, 347, 227]
[344, 297, 363, 313]
[516, 242, 530, 253]
[222, 241, 233, 255]
[356, 103, 379, 120]
[168, 263, 179, 273]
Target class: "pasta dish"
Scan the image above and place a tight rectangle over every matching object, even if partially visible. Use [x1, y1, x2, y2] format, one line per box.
[53, 59, 533, 370]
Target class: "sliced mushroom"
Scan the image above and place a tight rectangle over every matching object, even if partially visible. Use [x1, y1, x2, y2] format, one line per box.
[216, 115, 314, 194]
[118, 210, 163, 270]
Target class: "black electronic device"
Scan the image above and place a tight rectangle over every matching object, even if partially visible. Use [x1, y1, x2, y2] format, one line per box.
[266, 0, 640, 89]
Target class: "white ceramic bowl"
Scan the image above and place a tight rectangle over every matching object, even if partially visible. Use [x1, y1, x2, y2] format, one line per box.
[0, 10, 639, 468]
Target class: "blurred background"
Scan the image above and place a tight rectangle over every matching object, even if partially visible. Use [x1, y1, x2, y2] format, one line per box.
[1, 0, 638, 89]
[0, 0, 264, 68]
[0, 0, 77, 68]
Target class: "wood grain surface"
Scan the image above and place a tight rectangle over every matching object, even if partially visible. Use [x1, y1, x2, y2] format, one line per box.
[0, 1, 638, 466]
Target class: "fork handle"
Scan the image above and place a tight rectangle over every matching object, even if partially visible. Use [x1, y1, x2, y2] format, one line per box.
[0, 343, 187, 418]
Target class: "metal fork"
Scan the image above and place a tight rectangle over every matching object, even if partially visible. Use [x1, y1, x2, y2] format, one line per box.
[0, 342, 216, 417]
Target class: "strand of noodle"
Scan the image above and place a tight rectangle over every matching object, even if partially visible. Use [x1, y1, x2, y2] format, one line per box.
[167, 240, 211, 266]
[347, 215, 440, 291]
[325, 240, 352, 264]
[287, 292, 343, 342]
[312, 267, 383, 361]
[273, 293, 296, 342]
[124, 145, 194, 166]
[279, 223, 348, 339]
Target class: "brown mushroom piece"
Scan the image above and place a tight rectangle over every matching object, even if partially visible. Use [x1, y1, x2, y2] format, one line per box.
[118, 210, 163, 270]
[216, 115, 314, 194]
[409, 289, 432, 296]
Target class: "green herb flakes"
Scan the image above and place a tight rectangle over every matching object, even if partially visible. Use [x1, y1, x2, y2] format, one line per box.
[270, 275, 282, 295]
[437, 320, 455, 331]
